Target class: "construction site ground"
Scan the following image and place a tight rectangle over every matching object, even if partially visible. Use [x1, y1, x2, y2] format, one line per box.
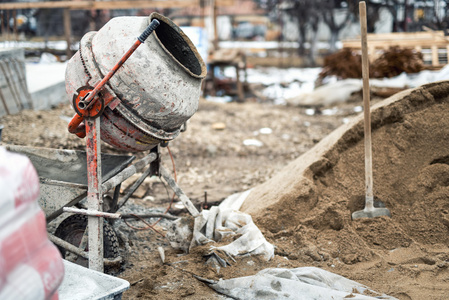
[1, 90, 448, 299]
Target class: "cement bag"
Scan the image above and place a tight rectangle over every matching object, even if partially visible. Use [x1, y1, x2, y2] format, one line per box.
[206, 267, 397, 300]
[0, 147, 64, 300]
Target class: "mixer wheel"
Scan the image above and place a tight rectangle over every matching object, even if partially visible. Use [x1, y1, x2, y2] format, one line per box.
[54, 214, 119, 269]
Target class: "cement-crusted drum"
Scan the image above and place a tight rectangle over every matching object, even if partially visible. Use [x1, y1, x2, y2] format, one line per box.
[65, 13, 207, 152]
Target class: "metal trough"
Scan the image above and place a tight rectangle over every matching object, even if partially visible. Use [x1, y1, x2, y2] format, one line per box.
[5, 144, 135, 221]
[59, 260, 130, 300]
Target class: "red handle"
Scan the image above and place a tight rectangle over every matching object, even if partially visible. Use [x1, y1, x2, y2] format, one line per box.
[68, 114, 86, 138]
[76, 130, 86, 138]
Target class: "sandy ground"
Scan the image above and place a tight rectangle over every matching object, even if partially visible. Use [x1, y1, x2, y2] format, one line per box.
[3, 89, 447, 299]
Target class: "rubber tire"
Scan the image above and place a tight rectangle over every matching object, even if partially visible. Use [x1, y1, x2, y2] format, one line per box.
[54, 214, 119, 262]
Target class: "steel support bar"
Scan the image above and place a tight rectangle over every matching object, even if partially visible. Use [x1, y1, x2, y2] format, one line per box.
[160, 166, 199, 217]
[121, 213, 178, 220]
[116, 164, 153, 210]
[101, 152, 157, 193]
[46, 192, 87, 223]
[63, 207, 121, 219]
[85, 117, 103, 272]
[48, 234, 123, 266]
[48, 233, 89, 260]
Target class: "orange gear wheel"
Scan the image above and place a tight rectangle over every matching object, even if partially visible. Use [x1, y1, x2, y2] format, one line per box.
[72, 85, 105, 119]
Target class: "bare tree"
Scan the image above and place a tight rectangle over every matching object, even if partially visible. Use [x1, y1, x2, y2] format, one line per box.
[347, 0, 383, 33]
[432, 0, 449, 30]
[385, 0, 400, 32]
[321, 0, 351, 52]
[281, 0, 321, 65]
[258, 0, 321, 65]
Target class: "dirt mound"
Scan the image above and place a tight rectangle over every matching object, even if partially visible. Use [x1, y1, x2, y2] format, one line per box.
[242, 81, 449, 299]
[319, 47, 425, 81]
[319, 48, 363, 80]
[372, 46, 424, 78]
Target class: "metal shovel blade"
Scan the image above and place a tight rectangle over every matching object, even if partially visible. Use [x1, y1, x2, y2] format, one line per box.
[352, 198, 391, 220]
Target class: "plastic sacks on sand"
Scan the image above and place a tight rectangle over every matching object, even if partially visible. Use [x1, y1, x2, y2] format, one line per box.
[205, 267, 398, 300]
[0, 147, 64, 300]
[166, 190, 274, 268]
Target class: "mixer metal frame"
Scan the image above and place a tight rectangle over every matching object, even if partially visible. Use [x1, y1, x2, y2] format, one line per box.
[65, 19, 160, 272]
[63, 17, 202, 273]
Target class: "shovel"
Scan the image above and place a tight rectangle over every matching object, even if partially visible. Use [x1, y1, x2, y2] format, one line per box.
[352, 1, 391, 220]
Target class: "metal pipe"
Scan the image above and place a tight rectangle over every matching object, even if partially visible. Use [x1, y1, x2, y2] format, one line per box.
[121, 213, 178, 220]
[48, 233, 123, 266]
[101, 152, 157, 192]
[160, 166, 199, 217]
[63, 207, 121, 219]
[116, 164, 153, 210]
[48, 233, 89, 260]
[85, 117, 103, 272]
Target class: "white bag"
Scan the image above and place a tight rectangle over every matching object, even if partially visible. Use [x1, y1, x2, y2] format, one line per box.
[0, 147, 64, 300]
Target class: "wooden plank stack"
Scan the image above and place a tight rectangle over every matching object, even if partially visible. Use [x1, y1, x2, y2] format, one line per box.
[343, 30, 449, 68]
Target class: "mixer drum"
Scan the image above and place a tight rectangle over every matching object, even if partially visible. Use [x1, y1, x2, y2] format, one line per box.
[65, 13, 207, 152]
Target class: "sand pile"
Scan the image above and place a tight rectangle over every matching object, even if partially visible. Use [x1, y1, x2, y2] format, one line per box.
[242, 80, 449, 299]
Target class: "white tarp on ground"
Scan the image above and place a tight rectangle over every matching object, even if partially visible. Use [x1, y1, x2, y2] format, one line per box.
[166, 196, 274, 270]
[166, 189, 274, 270]
[217, 64, 449, 106]
[168, 191, 397, 299]
[285, 64, 449, 107]
[206, 267, 397, 300]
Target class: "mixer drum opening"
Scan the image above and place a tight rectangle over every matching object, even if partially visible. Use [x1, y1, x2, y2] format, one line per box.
[151, 13, 204, 77]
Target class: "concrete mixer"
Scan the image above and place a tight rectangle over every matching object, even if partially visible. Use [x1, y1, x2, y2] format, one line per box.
[66, 12, 206, 151]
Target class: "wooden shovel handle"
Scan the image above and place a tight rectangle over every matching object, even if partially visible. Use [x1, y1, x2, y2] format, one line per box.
[360, 1, 374, 206]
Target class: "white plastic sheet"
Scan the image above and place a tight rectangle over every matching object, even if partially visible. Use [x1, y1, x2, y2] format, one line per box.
[207, 267, 398, 300]
[166, 189, 274, 267]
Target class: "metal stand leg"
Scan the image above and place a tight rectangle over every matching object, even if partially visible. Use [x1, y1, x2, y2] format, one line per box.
[85, 117, 104, 272]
